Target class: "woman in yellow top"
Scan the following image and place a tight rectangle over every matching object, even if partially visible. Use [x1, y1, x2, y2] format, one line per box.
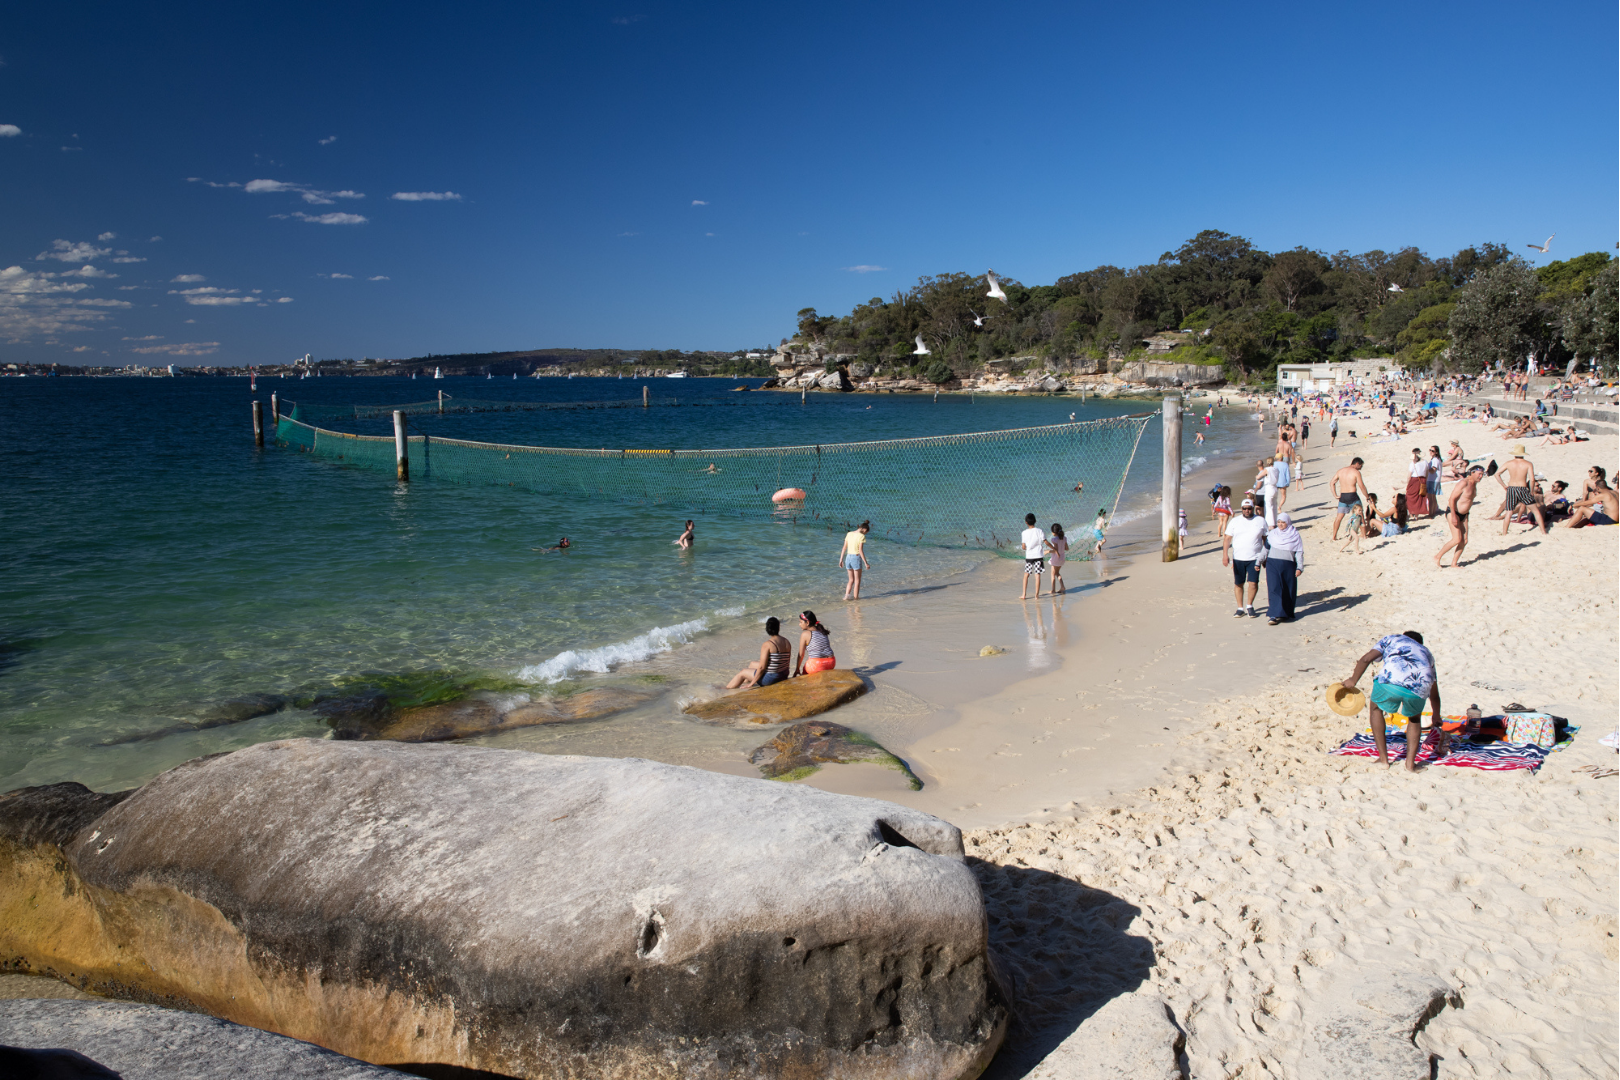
[839, 520, 871, 600]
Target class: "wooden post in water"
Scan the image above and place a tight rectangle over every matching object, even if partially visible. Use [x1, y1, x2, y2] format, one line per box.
[394, 410, 409, 482]
[1162, 394, 1182, 562]
[252, 400, 263, 447]
[438, 390, 445, 414]
[642, 385, 649, 409]
[269, 391, 279, 428]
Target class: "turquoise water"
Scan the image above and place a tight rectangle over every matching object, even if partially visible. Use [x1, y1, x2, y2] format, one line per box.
[0, 376, 1245, 792]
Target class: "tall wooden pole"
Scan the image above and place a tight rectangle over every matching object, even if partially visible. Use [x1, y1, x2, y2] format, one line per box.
[642, 385, 649, 409]
[1162, 394, 1182, 562]
[438, 390, 445, 414]
[394, 410, 409, 482]
[269, 391, 279, 428]
[252, 400, 264, 447]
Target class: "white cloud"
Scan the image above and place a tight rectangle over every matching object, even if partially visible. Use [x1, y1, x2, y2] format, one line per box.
[233, 178, 364, 205]
[368, 275, 389, 281]
[60, 146, 83, 153]
[36, 240, 112, 263]
[172, 286, 236, 295]
[172, 274, 206, 283]
[149, 236, 162, 242]
[318, 135, 338, 145]
[618, 231, 640, 237]
[390, 191, 463, 202]
[0, 264, 132, 341]
[116, 285, 141, 290]
[244, 179, 297, 193]
[0, 124, 20, 137]
[275, 297, 293, 303]
[123, 335, 163, 341]
[132, 341, 220, 355]
[110, 256, 146, 263]
[327, 272, 353, 279]
[288, 211, 367, 225]
[59, 265, 116, 278]
[97, 231, 116, 241]
[705, 232, 714, 237]
[842, 265, 888, 273]
[184, 296, 258, 306]
[691, 199, 708, 205]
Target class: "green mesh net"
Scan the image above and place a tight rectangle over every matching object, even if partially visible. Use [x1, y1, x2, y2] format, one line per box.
[273, 412, 1153, 553]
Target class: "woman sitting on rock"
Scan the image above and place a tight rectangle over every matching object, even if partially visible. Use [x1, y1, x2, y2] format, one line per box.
[795, 611, 836, 675]
[726, 617, 793, 689]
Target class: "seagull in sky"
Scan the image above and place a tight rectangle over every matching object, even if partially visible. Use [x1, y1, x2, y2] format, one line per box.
[913, 334, 931, 356]
[1387, 283, 1404, 293]
[1527, 234, 1554, 253]
[986, 271, 1008, 303]
[970, 309, 998, 327]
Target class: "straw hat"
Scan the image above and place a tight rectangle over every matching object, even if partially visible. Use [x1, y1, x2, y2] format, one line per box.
[1327, 684, 1367, 716]
[1512, 444, 1526, 457]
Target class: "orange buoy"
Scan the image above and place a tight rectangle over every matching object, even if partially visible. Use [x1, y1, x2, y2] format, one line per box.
[772, 487, 807, 503]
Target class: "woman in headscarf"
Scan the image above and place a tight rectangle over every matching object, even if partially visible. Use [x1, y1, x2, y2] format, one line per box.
[1264, 511, 1304, 625]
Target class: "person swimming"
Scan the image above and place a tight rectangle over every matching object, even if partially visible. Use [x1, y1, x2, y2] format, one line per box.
[535, 537, 571, 552]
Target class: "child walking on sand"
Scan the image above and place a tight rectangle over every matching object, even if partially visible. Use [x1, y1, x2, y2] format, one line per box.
[1020, 513, 1046, 599]
[1045, 523, 1069, 594]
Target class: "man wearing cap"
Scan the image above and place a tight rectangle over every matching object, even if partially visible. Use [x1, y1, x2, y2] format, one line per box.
[1339, 631, 1442, 771]
[1221, 497, 1268, 619]
[1496, 445, 1547, 534]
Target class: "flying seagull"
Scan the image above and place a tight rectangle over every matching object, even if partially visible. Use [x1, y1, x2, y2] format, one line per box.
[1527, 234, 1554, 253]
[1387, 283, 1404, 293]
[970, 309, 998, 327]
[913, 334, 931, 356]
[986, 271, 1008, 303]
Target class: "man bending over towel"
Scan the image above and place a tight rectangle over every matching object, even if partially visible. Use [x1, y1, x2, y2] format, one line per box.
[1339, 631, 1443, 772]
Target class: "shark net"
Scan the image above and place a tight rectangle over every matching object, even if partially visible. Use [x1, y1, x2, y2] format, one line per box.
[282, 394, 681, 423]
[272, 412, 1153, 553]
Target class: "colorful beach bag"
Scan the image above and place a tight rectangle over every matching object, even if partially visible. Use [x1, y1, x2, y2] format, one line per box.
[1504, 712, 1555, 749]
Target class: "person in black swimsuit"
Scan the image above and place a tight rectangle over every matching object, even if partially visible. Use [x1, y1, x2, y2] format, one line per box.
[727, 617, 793, 689]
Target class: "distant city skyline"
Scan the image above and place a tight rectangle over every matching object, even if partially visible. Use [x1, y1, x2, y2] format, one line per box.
[2, 0, 1615, 366]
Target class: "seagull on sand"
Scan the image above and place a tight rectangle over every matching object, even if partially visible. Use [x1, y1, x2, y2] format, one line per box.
[1527, 234, 1554, 253]
[986, 271, 1008, 303]
[913, 334, 931, 356]
[1387, 283, 1404, 293]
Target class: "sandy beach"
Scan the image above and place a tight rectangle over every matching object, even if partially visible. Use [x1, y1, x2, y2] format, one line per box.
[953, 412, 1620, 1078]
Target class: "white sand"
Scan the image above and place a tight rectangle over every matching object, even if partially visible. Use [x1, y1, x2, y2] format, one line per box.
[966, 415, 1619, 1078]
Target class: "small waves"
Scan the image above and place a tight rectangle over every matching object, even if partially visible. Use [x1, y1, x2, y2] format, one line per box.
[516, 618, 710, 683]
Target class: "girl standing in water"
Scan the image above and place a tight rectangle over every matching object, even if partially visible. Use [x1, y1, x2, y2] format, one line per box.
[838, 521, 871, 600]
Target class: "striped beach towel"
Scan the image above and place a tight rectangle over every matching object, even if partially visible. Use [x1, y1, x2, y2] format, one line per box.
[1330, 733, 1551, 773]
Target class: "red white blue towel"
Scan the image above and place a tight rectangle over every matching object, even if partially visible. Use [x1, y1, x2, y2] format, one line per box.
[1330, 733, 1551, 772]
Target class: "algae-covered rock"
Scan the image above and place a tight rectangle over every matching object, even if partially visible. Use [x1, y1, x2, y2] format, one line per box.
[499, 687, 655, 727]
[0, 740, 1005, 1080]
[682, 669, 866, 725]
[750, 720, 922, 790]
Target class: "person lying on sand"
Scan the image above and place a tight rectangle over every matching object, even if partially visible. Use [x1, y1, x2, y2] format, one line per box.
[1340, 631, 1445, 772]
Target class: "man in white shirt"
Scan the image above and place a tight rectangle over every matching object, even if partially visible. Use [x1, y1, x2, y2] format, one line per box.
[1019, 513, 1046, 600]
[1221, 498, 1269, 618]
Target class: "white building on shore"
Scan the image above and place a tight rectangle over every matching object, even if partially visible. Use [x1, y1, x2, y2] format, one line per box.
[1277, 359, 1394, 392]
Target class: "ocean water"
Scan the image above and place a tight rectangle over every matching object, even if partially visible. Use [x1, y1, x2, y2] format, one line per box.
[0, 375, 1257, 792]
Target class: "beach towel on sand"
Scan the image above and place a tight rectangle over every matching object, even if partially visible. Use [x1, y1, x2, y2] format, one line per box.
[1331, 732, 1553, 772]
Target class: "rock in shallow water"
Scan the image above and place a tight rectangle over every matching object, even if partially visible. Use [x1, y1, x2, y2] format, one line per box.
[0, 740, 1006, 1080]
[682, 669, 867, 724]
[750, 720, 921, 789]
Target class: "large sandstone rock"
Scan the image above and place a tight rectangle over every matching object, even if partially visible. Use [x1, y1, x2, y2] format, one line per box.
[1021, 991, 1181, 1080]
[1297, 973, 1456, 1080]
[749, 720, 921, 789]
[682, 669, 867, 724]
[0, 740, 1005, 1080]
[0, 998, 409, 1079]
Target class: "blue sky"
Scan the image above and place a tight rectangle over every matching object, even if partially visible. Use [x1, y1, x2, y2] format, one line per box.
[2, 0, 1614, 366]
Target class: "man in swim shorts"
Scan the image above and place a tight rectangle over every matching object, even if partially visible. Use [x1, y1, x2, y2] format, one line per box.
[1339, 630, 1442, 771]
[1495, 445, 1547, 535]
[1567, 467, 1619, 527]
[1019, 513, 1046, 599]
[1435, 465, 1484, 568]
[1330, 458, 1368, 540]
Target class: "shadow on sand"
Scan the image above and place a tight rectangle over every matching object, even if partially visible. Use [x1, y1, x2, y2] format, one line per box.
[968, 858, 1157, 1079]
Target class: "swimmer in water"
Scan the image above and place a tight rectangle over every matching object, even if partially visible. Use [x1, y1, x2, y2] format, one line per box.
[674, 520, 694, 550]
[535, 537, 571, 552]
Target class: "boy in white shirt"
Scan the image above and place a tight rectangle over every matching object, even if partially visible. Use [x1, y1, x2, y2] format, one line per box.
[1020, 513, 1046, 599]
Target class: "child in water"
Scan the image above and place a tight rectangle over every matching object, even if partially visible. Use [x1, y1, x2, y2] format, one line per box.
[1091, 508, 1108, 556]
[674, 520, 694, 549]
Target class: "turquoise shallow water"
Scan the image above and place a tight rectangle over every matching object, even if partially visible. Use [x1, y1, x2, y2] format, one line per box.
[0, 376, 1247, 792]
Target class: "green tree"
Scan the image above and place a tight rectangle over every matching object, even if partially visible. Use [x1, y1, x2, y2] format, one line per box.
[1395, 302, 1456, 369]
[1559, 260, 1618, 375]
[1262, 248, 1329, 312]
[1446, 261, 1545, 373]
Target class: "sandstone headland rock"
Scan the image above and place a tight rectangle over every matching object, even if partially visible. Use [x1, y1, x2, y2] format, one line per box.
[0, 740, 1006, 1080]
[682, 669, 867, 724]
[749, 720, 921, 789]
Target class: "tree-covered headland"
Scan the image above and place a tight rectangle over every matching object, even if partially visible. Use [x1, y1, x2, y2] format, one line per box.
[791, 230, 1618, 383]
